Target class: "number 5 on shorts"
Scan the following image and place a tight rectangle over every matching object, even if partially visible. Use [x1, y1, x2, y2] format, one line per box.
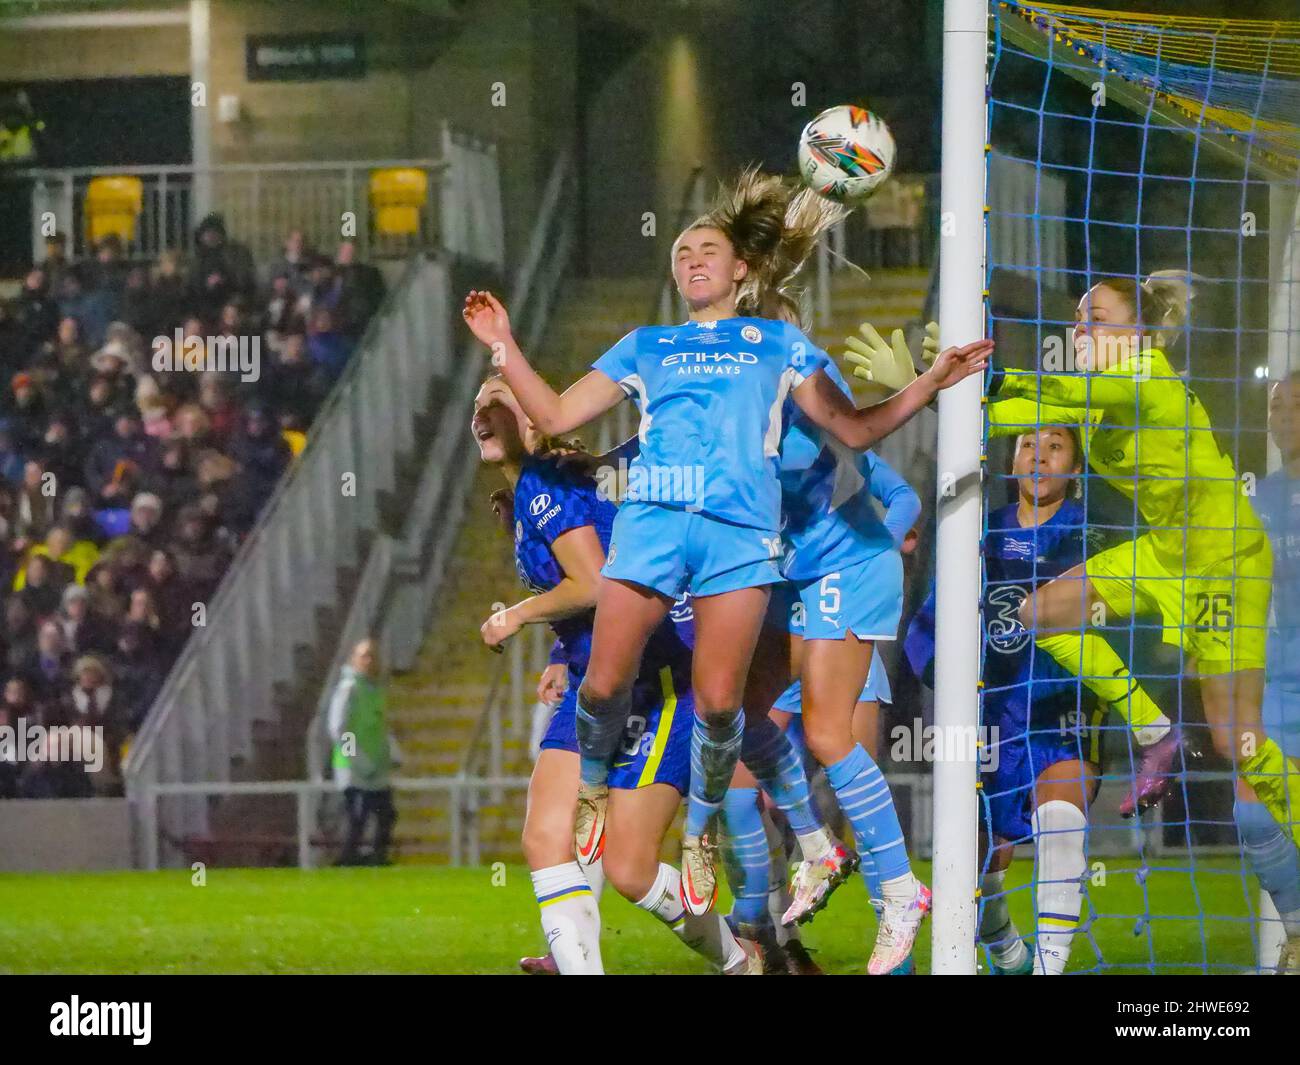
[819, 573, 841, 617]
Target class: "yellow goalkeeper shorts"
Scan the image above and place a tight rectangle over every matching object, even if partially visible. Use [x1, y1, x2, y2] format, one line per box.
[1087, 532, 1272, 675]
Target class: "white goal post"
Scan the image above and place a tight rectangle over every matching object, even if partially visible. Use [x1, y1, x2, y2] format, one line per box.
[931, 0, 989, 975]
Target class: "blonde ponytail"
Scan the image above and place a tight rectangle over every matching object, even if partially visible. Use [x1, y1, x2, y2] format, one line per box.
[686, 167, 846, 329]
[1141, 269, 1197, 348]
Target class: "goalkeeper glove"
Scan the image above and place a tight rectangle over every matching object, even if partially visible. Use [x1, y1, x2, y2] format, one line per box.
[842, 320, 939, 392]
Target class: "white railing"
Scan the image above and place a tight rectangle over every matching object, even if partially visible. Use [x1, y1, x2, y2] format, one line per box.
[124, 253, 456, 869]
[28, 121, 503, 268]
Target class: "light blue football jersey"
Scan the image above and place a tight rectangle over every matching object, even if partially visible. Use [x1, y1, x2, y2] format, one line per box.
[591, 316, 828, 531]
[777, 358, 920, 581]
[1257, 469, 1300, 687]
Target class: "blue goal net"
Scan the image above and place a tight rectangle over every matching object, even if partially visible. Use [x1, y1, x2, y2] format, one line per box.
[976, 1, 1300, 975]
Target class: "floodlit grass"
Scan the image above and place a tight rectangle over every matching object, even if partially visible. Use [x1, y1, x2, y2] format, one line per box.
[0, 858, 1263, 974]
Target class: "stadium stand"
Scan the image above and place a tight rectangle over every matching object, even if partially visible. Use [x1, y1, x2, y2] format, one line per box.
[0, 219, 386, 800]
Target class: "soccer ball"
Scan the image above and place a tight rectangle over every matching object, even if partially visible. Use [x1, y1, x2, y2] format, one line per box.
[797, 104, 895, 204]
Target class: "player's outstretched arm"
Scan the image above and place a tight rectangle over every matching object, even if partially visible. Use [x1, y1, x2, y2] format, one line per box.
[795, 338, 993, 451]
[463, 289, 626, 436]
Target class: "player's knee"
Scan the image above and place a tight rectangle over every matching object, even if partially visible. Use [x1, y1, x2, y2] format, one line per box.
[601, 841, 654, 901]
[576, 676, 632, 714]
[1017, 592, 1039, 631]
[801, 719, 845, 766]
[521, 818, 571, 869]
[1208, 724, 1242, 761]
[694, 681, 744, 719]
[694, 703, 742, 731]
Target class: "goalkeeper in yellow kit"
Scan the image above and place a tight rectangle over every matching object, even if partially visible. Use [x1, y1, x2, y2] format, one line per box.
[844, 274, 1298, 847]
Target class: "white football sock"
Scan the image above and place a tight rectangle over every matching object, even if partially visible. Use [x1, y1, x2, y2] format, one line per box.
[1032, 800, 1087, 976]
[794, 824, 834, 862]
[530, 863, 604, 975]
[880, 870, 918, 902]
[979, 869, 1028, 970]
[583, 854, 606, 904]
[636, 862, 746, 972]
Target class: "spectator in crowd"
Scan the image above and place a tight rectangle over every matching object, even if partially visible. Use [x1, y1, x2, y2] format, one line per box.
[197, 374, 239, 444]
[84, 409, 157, 506]
[149, 251, 189, 336]
[264, 330, 325, 430]
[2, 597, 38, 676]
[85, 562, 125, 624]
[90, 235, 129, 300]
[0, 684, 20, 798]
[327, 638, 398, 866]
[57, 486, 100, 545]
[304, 255, 341, 314]
[18, 554, 68, 617]
[111, 621, 165, 729]
[14, 269, 60, 362]
[143, 548, 191, 656]
[79, 375, 120, 442]
[30, 619, 69, 703]
[57, 583, 113, 658]
[108, 492, 167, 553]
[9, 373, 50, 453]
[57, 264, 114, 350]
[227, 406, 291, 524]
[305, 306, 353, 386]
[266, 229, 311, 294]
[262, 272, 304, 339]
[190, 213, 256, 315]
[39, 234, 71, 292]
[18, 524, 99, 587]
[15, 460, 56, 546]
[168, 505, 227, 603]
[0, 422, 25, 484]
[119, 264, 155, 337]
[62, 654, 127, 793]
[35, 316, 86, 402]
[149, 438, 197, 514]
[335, 240, 386, 338]
[171, 403, 212, 448]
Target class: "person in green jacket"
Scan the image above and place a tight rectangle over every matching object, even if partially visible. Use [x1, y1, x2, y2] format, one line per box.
[328, 638, 398, 865]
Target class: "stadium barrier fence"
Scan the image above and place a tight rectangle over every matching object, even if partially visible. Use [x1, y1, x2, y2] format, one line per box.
[27, 120, 503, 268]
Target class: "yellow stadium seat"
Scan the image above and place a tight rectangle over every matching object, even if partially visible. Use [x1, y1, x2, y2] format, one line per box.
[369, 167, 428, 237]
[84, 175, 144, 244]
[282, 428, 307, 457]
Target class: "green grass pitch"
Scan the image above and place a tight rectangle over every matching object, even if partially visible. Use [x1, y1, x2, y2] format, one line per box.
[0, 858, 1266, 974]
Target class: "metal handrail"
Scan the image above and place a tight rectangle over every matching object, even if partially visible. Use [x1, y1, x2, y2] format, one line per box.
[26, 158, 445, 179]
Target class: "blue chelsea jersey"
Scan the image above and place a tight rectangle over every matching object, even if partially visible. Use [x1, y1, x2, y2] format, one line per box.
[592, 316, 829, 531]
[1256, 470, 1300, 687]
[512, 453, 694, 676]
[512, 455, 616, 675]
[777, 358, 919, 581]
[905, 500, 1097, 691]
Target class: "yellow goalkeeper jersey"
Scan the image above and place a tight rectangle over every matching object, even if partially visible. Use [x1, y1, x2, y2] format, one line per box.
[988, 346, 1267, 574]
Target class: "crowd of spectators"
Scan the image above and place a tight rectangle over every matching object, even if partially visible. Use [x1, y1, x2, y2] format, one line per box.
[0, 217, 386, 799]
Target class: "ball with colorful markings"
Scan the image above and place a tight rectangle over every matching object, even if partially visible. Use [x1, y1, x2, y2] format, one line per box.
[797, 104, 895, 204]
